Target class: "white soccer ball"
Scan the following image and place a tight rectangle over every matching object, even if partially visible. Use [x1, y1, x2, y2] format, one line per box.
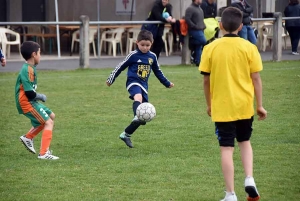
[136, 102, 156, 122]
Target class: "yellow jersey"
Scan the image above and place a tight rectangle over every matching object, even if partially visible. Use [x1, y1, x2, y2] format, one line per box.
[199, 35, 263, 122]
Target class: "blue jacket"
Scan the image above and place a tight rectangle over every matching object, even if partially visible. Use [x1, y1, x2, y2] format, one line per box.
[284, 3, 300, 27]
[107, 49, 171, 93]
[0, 48, 4, 59]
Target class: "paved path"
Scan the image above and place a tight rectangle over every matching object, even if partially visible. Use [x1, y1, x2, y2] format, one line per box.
[1, 50, 299, 73]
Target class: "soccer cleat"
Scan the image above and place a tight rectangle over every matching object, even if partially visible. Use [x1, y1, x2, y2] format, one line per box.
[119, 132, 133, 148]
[38, 150, 59, 160]
[220, 191, 237, 201]
[292, 52, 299, 55]
[20, 135, 36, 154]
[132, 115, 146, 125]
[245, 177, 260, 201]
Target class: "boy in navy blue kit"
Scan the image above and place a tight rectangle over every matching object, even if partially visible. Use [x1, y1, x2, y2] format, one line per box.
[106, 30, 174, 148]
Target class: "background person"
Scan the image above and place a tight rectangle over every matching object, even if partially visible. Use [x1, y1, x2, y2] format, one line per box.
[185, 0, 207, 66]
[147, 0, 176, 59]
[284, 0, 300, 55]
[231, 0, 256, 44]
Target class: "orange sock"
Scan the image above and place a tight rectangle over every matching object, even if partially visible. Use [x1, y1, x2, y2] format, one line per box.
[25, 126, 44, 139]
[40, 130, 52, 155]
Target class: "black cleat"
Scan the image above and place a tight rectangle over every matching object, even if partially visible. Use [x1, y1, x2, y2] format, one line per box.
[119, 136, 133, 148]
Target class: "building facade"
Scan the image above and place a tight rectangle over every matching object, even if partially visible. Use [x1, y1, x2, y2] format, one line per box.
[2, 0, 292, 23]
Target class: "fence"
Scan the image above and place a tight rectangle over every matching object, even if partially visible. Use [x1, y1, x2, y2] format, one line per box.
[0, 13, 300, 68]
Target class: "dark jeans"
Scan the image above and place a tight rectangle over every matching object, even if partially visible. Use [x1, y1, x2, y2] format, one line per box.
[151, 35, 164, 59]
[189, 30, 207, 65]
[238, 25, 257, 45]
[286, 26, 300, 52]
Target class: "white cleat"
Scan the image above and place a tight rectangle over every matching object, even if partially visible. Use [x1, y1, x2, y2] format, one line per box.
[245, 177, 260, 201]
[38, 150, 59, 160]
[20, 135, 36, 154]
[220, 191, 238, 201]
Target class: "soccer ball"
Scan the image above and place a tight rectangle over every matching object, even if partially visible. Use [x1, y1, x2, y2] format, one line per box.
[136, 102, 156, 122]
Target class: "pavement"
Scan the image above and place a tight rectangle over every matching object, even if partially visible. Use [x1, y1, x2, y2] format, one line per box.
[1, 50, 299, 73]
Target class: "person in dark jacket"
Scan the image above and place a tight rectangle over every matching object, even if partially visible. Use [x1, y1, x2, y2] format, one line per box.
[201, 0, 219, 42]
[200, 0, 217, 18]
[148, 0, 176, 59]
[284, 0, 300, 55]
[185, 0, 207, 66]
[231, 0, 256, 44]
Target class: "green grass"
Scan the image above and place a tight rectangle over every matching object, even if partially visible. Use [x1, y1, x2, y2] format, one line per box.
[0, 61, 299, 201]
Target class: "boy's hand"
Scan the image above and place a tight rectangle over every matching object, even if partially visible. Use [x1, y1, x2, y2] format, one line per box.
[257, 106, 267, 120]
[169, 82, 174, 88]
[106, 81, 111, 87]
[207, 106, 211, 117]
[35, 93, 47, 102]
[1, 58, 6, 67]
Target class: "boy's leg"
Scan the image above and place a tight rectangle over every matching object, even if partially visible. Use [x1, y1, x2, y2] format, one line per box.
[20, 109, 49, 154]
[215, 122, 237, 198]
[25, 125, 44, 139]
[236, 117, 259, 200]
[29, 102, 59, 159]
[221, 146, 235, 193]
[120, 94, 143, 148]
[238, 141, 253, 177]
[120, 87, 148, 148]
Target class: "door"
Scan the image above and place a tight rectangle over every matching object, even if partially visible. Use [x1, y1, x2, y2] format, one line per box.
[0, 0, 7, 21]
[22, 0, 45, 21]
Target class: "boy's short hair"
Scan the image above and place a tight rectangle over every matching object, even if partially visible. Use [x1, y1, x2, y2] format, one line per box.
[221, 7, 243, 33]
[137, 30, 154, 43]
[21, 41, 40, 60]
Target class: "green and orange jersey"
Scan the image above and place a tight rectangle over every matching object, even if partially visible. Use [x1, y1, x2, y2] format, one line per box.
[15, 63, 37, 114]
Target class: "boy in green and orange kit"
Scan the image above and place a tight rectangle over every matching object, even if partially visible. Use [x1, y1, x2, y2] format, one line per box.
[16, 41, 59, 160]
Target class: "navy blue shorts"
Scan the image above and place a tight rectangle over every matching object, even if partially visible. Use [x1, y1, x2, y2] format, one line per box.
[215, 117, 254, 147]
[128, 85, 148, 102]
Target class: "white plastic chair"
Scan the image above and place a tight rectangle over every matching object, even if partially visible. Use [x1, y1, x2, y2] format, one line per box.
[126, 28, 140, 54]
[71, 28, 97, 57]
[262, 24, 287, 52]
[99, 28, 125, 57]
[0, 28, 21, 58]
[162, 27, 173, 56]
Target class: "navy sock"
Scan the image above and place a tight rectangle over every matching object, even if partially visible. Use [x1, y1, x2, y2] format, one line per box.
[133, 101, 141, 116]
[125, 123, 140, 135]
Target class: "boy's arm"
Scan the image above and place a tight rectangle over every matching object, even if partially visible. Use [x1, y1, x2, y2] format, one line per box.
[106, 55, 133, 86]
[203, 74, 211, 116]
[19, 67, 47, 102]
[151, 57, 172, 88]
[251, 72, 267, 120]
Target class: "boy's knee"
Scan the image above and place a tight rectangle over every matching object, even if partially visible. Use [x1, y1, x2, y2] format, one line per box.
[45, 118, 54, 127]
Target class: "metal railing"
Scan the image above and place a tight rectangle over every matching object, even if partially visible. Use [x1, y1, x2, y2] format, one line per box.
[1, 14, 300, 68]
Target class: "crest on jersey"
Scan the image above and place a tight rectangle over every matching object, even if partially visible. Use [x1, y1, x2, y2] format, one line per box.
[148, 58, 153, 65]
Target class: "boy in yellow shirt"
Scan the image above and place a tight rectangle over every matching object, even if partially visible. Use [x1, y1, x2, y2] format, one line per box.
[199, 7, 267, 201]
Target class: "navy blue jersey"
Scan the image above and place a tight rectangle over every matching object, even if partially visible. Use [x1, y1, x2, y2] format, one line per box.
[107, 49, 171, 94]
[0, 48, 4, 59]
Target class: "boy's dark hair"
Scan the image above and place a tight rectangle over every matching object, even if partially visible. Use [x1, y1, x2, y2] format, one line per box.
[221, 7, 243, 33]
[21, 41, 40, 60]
[137, 30, 153, 43]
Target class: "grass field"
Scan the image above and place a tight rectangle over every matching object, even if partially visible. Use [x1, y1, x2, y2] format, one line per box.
[0, 61, 299, 201]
